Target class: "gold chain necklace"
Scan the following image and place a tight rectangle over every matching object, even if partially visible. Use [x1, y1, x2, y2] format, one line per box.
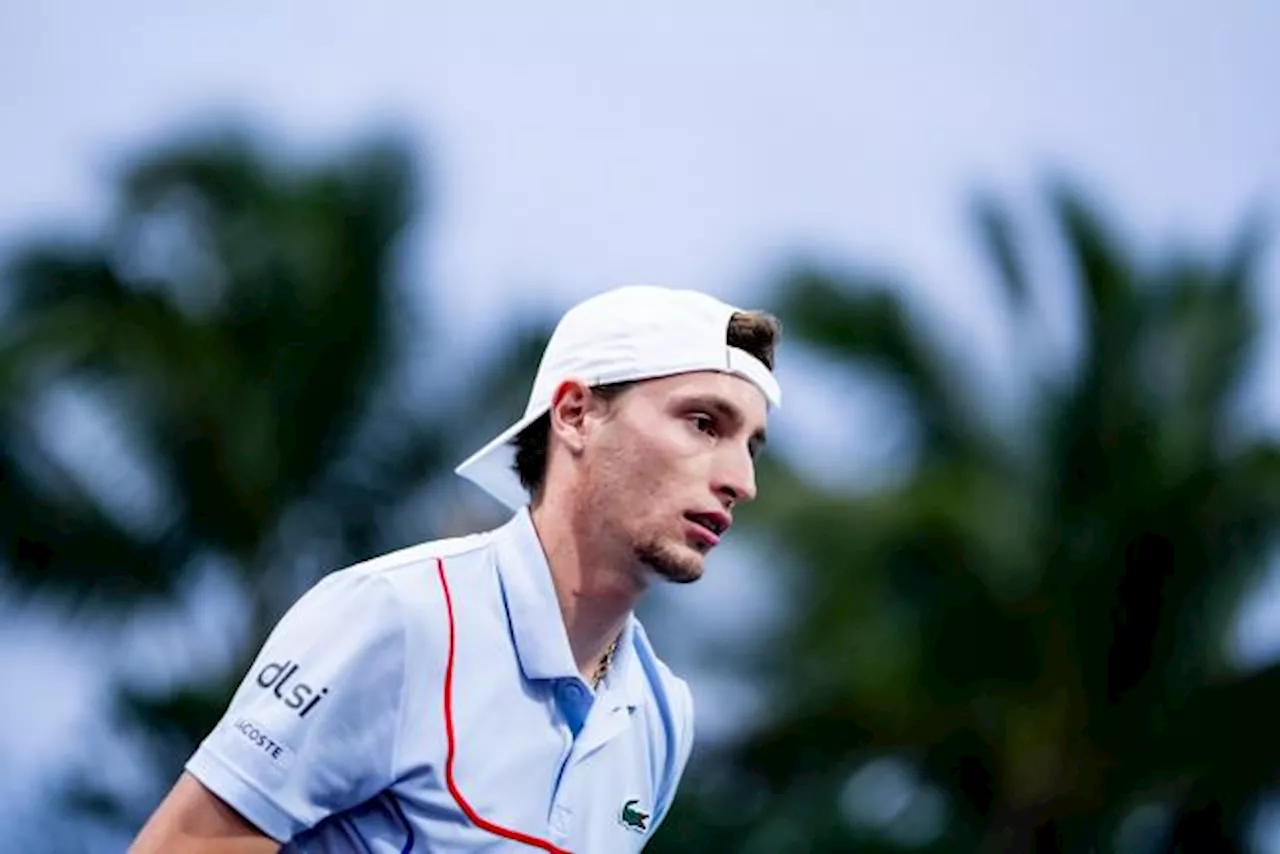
[591, 636, 620, 689]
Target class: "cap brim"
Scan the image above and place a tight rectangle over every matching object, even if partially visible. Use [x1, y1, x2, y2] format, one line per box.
[453, 409, 545, 510]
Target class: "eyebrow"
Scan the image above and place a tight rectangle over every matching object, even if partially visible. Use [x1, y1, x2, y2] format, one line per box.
[685, 395, 768, 451]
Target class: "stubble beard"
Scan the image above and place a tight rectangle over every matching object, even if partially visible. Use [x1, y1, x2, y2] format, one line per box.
[635, 536, 704, 584]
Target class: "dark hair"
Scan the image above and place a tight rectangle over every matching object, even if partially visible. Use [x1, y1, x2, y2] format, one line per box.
[512, 382, 631, 501]
[512, 309, 781, 501]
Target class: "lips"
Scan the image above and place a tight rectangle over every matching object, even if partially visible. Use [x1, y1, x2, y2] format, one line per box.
[685, 511, 731, 542]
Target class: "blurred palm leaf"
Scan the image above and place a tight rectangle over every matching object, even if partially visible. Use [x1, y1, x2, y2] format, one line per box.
[0, 124, 545, 842]
[651, 185, 1280, 854]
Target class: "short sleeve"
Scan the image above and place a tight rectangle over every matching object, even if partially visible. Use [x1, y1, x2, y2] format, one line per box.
[185, 568, 407, 842]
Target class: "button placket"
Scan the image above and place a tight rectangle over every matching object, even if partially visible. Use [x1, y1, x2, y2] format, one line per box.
[549, 801, 573, 836]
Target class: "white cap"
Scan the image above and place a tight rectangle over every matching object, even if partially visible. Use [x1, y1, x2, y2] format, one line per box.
[454, 285, 783, 510]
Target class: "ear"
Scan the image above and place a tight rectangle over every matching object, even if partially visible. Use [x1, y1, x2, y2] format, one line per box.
[546, 379, 595, 455]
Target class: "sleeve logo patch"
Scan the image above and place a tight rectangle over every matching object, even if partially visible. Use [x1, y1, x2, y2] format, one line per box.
[230, 717, 295, 769]
[255, 659, 329, 717]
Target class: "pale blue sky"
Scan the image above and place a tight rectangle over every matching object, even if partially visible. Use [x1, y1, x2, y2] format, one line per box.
[2, 0, 1279, 844]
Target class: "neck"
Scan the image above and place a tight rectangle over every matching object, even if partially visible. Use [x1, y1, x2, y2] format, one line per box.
[529, 496, 645, 683]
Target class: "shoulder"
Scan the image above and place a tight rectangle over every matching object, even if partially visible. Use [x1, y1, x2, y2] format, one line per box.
[339, 528, 496, 584]
[257, 527, 501, 688]
[315, 527, 499, 609]
[629, 619, 695, 751]
[643, 631, 693, 711]
[628, 619, 696, 829]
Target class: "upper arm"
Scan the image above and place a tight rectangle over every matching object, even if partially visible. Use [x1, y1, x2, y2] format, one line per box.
[130, 772, 280, 854]
[179, 569, 411, 842]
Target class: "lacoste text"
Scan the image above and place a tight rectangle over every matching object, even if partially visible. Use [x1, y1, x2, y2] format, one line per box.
[233, 718, 289, 762]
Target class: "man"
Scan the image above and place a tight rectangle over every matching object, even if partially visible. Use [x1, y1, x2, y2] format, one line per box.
[131, 285, 783, 852]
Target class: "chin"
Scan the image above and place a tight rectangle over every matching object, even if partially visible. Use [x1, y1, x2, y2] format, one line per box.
[635, 539, 705, 584]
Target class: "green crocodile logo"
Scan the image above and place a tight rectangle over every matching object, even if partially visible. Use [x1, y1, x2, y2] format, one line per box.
[619, 799, 649, 833]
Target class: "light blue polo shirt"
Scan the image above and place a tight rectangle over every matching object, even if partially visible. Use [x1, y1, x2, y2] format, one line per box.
[185, 508, 695, 852]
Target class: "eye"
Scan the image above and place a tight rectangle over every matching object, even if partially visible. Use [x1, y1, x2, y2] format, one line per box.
[690, 413, 717, 436]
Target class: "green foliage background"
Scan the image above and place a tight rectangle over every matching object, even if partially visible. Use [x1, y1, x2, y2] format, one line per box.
[1, 125, 1276, 853]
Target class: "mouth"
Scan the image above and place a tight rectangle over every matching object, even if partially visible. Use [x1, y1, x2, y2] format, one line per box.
[684, 511, 731, 547]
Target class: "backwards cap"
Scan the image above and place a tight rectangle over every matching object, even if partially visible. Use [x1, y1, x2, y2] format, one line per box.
[454, 285, 782, 509]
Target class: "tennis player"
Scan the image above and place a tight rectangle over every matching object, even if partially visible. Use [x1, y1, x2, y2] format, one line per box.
[130, 285, 783, 852]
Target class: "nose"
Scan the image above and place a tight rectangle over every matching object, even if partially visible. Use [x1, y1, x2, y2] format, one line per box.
[715, 445, 758, 509]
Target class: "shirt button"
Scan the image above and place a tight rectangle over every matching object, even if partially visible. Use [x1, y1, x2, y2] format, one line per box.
[562, 681, 586, 700]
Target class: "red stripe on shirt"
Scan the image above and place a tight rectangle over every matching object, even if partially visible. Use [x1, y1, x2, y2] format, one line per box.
[435, 557, 574, 854]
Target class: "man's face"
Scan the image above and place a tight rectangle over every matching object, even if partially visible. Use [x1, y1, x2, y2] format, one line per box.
[577, 371, 768, 584]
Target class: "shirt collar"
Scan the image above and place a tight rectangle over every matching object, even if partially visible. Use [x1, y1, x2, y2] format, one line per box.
[494, 507, 645, 709]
